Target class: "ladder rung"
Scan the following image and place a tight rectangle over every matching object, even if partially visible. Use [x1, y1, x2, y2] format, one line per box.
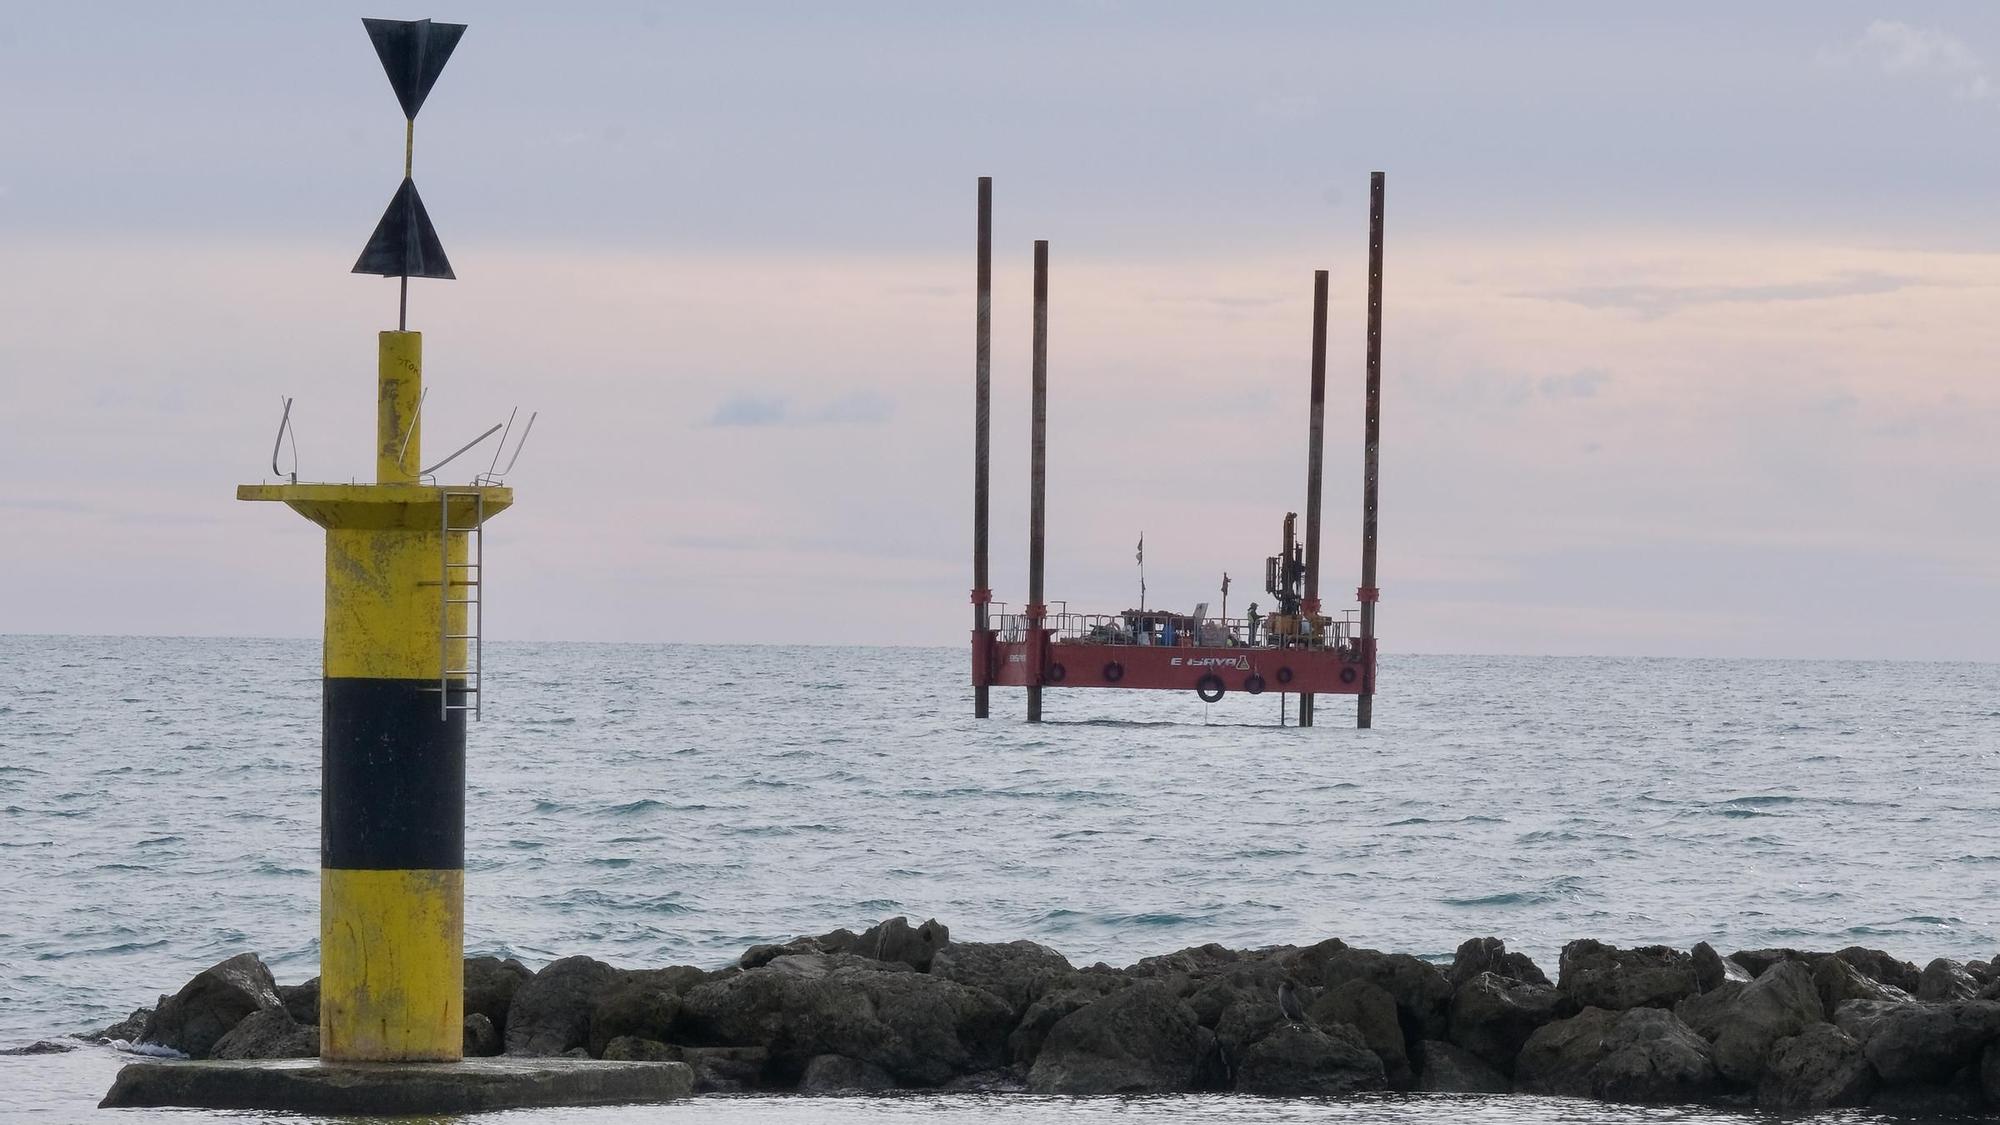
[446, 598, 479, 604]
[446, 633, 479, 640]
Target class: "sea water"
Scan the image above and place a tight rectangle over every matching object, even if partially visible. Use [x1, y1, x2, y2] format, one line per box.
[2, 635, 1996, 1121]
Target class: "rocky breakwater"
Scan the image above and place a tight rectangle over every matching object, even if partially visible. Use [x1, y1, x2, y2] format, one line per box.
[51, 918, 2000, 1113]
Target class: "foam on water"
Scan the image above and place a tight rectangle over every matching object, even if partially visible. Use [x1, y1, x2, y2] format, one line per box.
[1, 637, 1997, 1120]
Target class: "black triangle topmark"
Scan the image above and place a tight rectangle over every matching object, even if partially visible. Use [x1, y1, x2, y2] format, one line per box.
[362, 17, 466, 120]
[352, 178, 455, 280]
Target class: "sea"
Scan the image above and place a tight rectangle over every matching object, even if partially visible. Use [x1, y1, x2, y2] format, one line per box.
[2, 635, 1997, 1122]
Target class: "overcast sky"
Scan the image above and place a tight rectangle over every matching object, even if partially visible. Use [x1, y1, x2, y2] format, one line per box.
[1, 2, 1995, 658]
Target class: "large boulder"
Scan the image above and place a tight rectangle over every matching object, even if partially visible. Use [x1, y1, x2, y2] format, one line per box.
[207, 1009, 317, 1060]
[1758, 1024, 1873, 1112]
[1675, 959, 1823, 1085]
[1517, 1006, 1720, 1103]
[1234, 1022, 1386, 1095]
[680, 963, 1011, 1086]
[1836, 946, 1921, 994]
[463, 1013, 501, 1057]
[1451, 938, 1549, 987]
[504, 955, 621, 1056]
[464, 955, 533, 1038]
[277, 978, 318, 1026]
[1558, 940, 1698, 1012]
[1689, 943, 1750, 993]
[1414, 1039, 1510, 1093]
[82, 1006, 153, 1044]
[1128, 943, 1249, 978]
[1731, 948, 1812, 978]
[1448, 971, 1571, 1073]
[1009, 974, 1126, 1066]
[740, 927, 860, 969]
[1310, 978, 1409, 1086]
[139, 953, 285, 1058]
[1919, 958, 1981, 1002]
[855, 917, 949, 972]
[799, 1053, 896, 1092]
[1284, 939, 1452, 1042]
[1835, 998, 2000, 1085]
[1026, 980, 1207, 1094]
[930, 940, 1074, 1019]
[1814, 954, 1912, 1012]
[601, 1039, 767, 1091]
[1184, 961, 1289, 1030]
[589, 968, 696, 1055]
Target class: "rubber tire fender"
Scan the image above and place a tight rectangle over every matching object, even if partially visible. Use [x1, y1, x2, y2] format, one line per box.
[1046, 662, 1067, 684]
[1339, 666, 1358, 685]
[1103, 661, 1125, 683]
[1275, 666, 1295, 685]
[1244, 674, 1266, 695]
[1196, 674, 1226, 704]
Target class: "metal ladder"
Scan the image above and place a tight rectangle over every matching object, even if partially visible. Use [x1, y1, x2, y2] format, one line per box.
[440, 490, 484, 720]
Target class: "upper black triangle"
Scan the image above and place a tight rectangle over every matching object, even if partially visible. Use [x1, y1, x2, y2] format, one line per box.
[352, 177, 455, 280]
[362, 17, 466, 119]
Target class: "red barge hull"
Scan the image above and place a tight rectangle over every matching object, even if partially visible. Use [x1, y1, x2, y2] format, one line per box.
[975, 633, 1375, 697]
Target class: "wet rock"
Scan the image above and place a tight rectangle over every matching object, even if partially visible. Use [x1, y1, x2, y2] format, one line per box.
[766, 952, 911, 979]
[1, 1040, 79, 1055]
[1185, 962, 1289, 1030]
[1981, 1039, 2000, 1105]
[602, 1035, 673, 1062]
[1558, 940, 1698, 1012]
[81, 1006, 153, 1043]
[855, 916, 949, 972]
[1128, 943, 1248, 978]
[504, 955, 620, 1056]
[1026, 979, 1206, 1094]
[588, 969, 688, 1055]
[464, 955, 533, 1038]
[1448, 971, 1571, 1074]
[1836, 998, 2000, 1085]
[676, 1045, 770, 1092]
[1414, 1039, 1510, 1093]
[799, 1053, 896, 1092]
[1758, 1024, 1873, 1112]
[208, 1009, 317, 1060]
[139, 952, 285, 1059]
[1870, 1064, 1985, 1116]
[1310, 978, 1409, 1086]
[1451, 938, 1550, 988]
[741, 928, 861, 969]
[1676, 959, 1823, 1085]
[1008, 974, 1125, 1066]
[1814, 954, 1912, 1012]
[931, 940, 1074, 1018]
[463, 1012, 500, 1057]
[1235, 1021, 1386, 1096]
[1835, 946, 1920, 994]
[277, 978, 318, 1026]
[1690, 943, 1750, 993]
[1730, 948, 1812, 978]
[1284, 939, 1452, 1042]
[1214, 996, 1286, 1067]
[562, 1046, 591, 1059]
[680, 963, 1011, 1086]
[941, 1068, 1029, 1093]
[1919, 957, 1981, 1002]
[1518, 1006, 1720, 1103]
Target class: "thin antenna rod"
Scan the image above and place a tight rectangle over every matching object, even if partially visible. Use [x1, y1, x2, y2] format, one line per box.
[1358, 172, 1386, 730]
[395, 387, 427, 480]
[486, 407, 519, 478]
[419, 423, 503, 478]
[270, 396, 297, 482]
[494, 412, 536, 476]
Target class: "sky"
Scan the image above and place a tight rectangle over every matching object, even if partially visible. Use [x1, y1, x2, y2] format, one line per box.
[0, 2, 1995, 658]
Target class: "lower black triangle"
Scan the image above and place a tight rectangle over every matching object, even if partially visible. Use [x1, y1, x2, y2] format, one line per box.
[352, 178, 455, 280]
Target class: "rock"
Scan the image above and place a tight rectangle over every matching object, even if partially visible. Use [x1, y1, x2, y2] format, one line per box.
[1690, 942, 1750, 992]
[1, 1040, 79, 1055]
[1836, 998, 2000, 1085]
[1284, 939, 1452, 1042]
[602, 1035, 674, 1062]
[799, 1053, 896, 1092]
[1448, 971, 1571, 1073]
[561, 1046, 591, 1059]
[1814, 954, 1912, 1012]
[674, 1045, 769, 1092]
[680, 963, 1012, 1086]
[740, 928, 861, 969]
[1870, 1064, 1985, 1116]
[1558, 940, 1698, 1012]
[1835, 946, 1920, 994]
[766, 952, 911, 979]
[1128, 943, 1248, 978]
[139, 952, 285, 1058]
[1758, 1024, 1873, 1112]
[81, 1006, 153, 1043]
[1451, 937, 1550, 988]
[504, 955, 620, 1056]
[931, 940, 1074, 1018]
[940, 1069, 1028, 1093]
[1981, 1039, 2000, 1106]
[1026, 979, 1206, 1094]
[1234, 1021, 1386, 1095]
[1414, 1039, 1510, 1093]
[1310, 978, 1409, 1086]
[1680, 960, 1824, 1085]
[855, 916, 949, 971]
[464, 955, 533, 1037]
[277, 978, 318, 1026]
[1185, 962, 1289, 1030]
[1517, 1007, 1720, 1103]
[588, 969, 689, 1055]
[1213, 996, 1286, 1066]
[1919, 957, 1980, 1002]
[1730, 948, 1811, 978]
[208, 1009, 318, 1060]
[1008, 975, 1125, 1066]
[463, 1013, 500, 1057]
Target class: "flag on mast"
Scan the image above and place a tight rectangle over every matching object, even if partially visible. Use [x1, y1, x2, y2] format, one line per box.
[1136, 533, 1146, 611]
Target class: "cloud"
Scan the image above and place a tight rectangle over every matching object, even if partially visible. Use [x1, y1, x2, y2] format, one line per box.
[705, 390, 894, 428]
[1516, 271, 1915, 319]
[1823, 20, 1993, 101]
[1537, 369, 1611, 399]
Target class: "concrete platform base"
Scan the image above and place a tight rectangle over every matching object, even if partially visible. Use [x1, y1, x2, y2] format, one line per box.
[100, 1056, 695, 1114]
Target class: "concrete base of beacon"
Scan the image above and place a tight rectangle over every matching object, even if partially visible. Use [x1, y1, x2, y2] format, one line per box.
[100, 1057, 695, 1114]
